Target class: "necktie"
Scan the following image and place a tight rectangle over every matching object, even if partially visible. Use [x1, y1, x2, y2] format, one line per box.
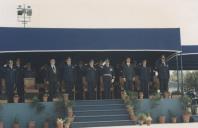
[53, 66, 56, 73]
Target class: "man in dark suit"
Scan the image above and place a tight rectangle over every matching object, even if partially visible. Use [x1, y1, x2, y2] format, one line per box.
[102, 59, 115, 99]
[2, 60, 16, 103]
[155, 55, 170, 93]
[15, 58, 25, 102]
[122, 57, 136, 91]
[46, 59, 60, 101]
[86, 59, 97, 100]
[139, 59, 151, 98]
[63, 57, 75, 100]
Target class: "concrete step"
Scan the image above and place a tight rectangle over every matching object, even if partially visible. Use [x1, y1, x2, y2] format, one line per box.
[74, 114, 129, 122]
[74, 109, 128, 116]
[74, 99, 123, 106]
[74, 104, 125, 111]
[72, 120, 134, 128]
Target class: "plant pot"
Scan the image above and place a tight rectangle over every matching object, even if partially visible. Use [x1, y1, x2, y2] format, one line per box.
[159, 116, 166, 123]
[149, 95, 154, 99]
[183, 113, 191, 123]
[56, 119, 64, 128]
[126, 105, 133, 113]
[64, 122, 70, 128]
[129, 114, 136, 121]
[139, 120, 144, 125]
[164, 91, 170, 98]
[28, 121, 36, 128]
[195, 106, 198, 114]
[63, 93, 69, 102]
[67, 108, 73, 118]
[43, 121, 49, 128]
[171, 94, 182, 99]
[146, 119, 152, 126]
[171, 117, 177, 123]
[139, 92, 144, 99]
[12, 123, 20, 128]
[43, 95, 48, 102]
[146, 115, 152, 126]
[13, 95, 20, 103]
[0, 121, 4, 128]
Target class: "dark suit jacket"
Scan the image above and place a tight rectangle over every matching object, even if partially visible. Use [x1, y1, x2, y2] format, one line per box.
[46, 65, 60, 83]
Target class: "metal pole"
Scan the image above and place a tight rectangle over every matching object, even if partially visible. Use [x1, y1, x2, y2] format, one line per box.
[180, 52, 184, 94]
[176, 53, 180, 91]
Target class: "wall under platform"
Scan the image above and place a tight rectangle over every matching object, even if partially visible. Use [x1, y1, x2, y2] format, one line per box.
[0, 99, 186, 128]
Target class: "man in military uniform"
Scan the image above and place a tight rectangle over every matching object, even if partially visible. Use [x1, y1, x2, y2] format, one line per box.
[46, 59, 60, 101]
[122, 57, 136, 91]
[63, 57, 75, 100]
[96, 60, 104, 99]
[86, 59, 97, 100]
[102, 59, 115, 99]
[2, 60, 16, 103]
[139, 59, 151, 98]
[76, 61, 85, 100]
[15, 58, 25, 102]
[155, 55, 170, 93]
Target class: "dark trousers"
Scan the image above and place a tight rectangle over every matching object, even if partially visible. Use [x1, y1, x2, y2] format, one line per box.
[114, 82, 121, 99]
[159, 78, 169, 93]
[103, 77, 111, 99]
[6, 82, 14, 103]
[141, 80, 149, 98]
[48, 81, 58, 101]
[16, 81, 24, 102]
[76, 83, 83, 100]
[65, 81, 74, 100]
[88, 80, 96, 100]
[125, 79, 133, 91]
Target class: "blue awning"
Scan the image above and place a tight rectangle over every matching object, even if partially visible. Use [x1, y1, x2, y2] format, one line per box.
[169, 45, 198, 70]
[0, 27, 181, 52]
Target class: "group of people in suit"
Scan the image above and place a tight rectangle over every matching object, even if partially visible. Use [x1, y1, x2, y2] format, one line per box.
[0, 55, 170, 102]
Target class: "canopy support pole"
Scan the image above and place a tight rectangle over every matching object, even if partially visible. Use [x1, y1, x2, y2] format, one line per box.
[176, 53, 180, 91]
[180, 52, 184, 94]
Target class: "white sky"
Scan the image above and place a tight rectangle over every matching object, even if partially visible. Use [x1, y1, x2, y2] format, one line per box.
[0, 0, 198, 45]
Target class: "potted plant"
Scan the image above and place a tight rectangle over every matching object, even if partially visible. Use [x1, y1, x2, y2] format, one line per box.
[28, 120, 36, 128]
[159, 114, 166, 123]
[125, 100, 133, 112]
[0, 118, 4, 128]
[56, 118, 64, 128]
[183, 110, 191, 123]
[66, 100, 74, 118]
[171, 91, 182, 99]
[63, 93, 69, 102]
[13, 94, 20, 103]
[64, 117, 75, 128]
[43, 116, 50, 128]
[193, 105, 198, 115]
[12, 116, 20, 128]
[145, 113, 152, 126]
[139, 92, 144, 99]
[164, 91, 170, 99]
[180, 95, 192, 123]
[43, 93, 48, 102]
[137, 113, 146, 125]
[168, 110, 177, 123]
